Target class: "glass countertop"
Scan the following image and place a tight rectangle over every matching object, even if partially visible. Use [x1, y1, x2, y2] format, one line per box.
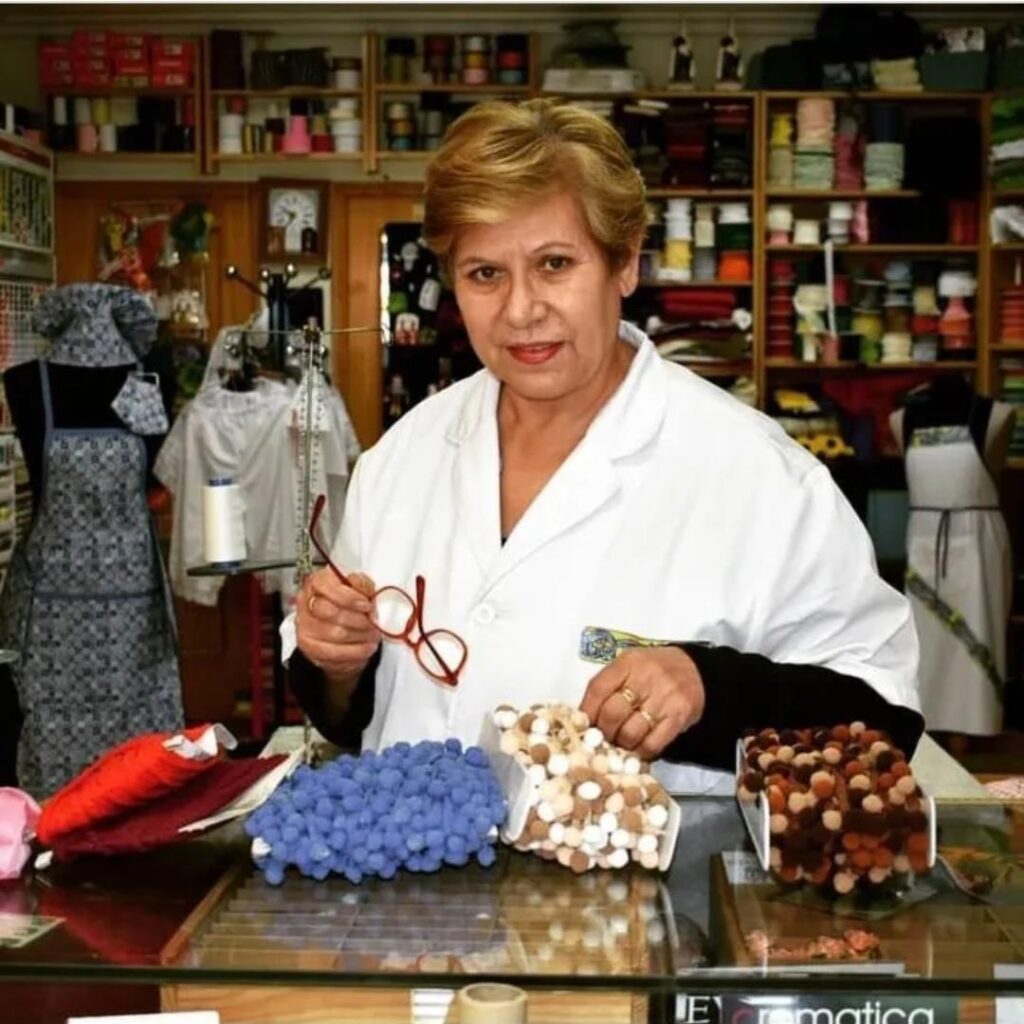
[2, 798, 1023, 997]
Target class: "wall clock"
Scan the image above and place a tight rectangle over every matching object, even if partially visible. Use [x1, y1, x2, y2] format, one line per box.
[258, 178, 329, 264]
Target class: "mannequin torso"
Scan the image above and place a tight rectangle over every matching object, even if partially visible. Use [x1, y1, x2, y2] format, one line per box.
[889, 378, 1017, 480]
[4, 360, 162, 509]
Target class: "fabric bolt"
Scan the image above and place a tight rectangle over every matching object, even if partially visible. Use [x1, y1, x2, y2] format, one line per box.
[0, 361, 183, 798]
[905, 420, 1010, 734]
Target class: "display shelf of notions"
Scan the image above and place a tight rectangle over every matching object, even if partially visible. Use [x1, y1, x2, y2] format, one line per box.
[538, 89, 757, 101]
[638, 279, 752, 288]
[766, 243, 981, 255]
[765, 359, 978, 371]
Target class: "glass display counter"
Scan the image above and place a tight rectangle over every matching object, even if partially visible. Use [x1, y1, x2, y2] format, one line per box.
[3, 797, 1023, 1023]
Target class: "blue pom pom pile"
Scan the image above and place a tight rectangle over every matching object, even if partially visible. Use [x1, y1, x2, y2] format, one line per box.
[245, 739, 507, 885]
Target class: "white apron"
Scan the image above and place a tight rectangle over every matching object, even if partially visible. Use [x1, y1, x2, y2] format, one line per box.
[905, 423, 1010, 734]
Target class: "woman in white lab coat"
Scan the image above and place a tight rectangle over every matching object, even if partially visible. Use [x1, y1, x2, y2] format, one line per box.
[287, 99, 923, 794]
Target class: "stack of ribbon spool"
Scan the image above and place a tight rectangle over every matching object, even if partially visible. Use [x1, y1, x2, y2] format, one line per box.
[881, 261, 913, 364]
[827, 202, 854, 246]
[218, 98, 245, 155]
[794, 283, 829, 362]
[865, 104, 905, 192]
[423, 35, 455, 84]
[794, 98, 835, 191]
[664, 104, 710, 188]
[717, 203, 752, 282]
[710, 101, 752, 187]
[834, 109, 863, 190]
[660, 199, 692, 282]
[767, 203, 793, 245]
[912, 270, 942, 362]
[329, 98, 361, 154]
[461, 34, 491, 86]
[331, 56, 361, 90]
[767, 258, 797, 358]
[999, 260, 1024, 346]
[693, 204, 717, 281]
[496, 34, 529, 86]
[281, 109, 312, 154]
[938, 265, 977, 356]
[768, 110, 794, 188]
[385, 100, 417, 151]
[851, 276, 885, 364]
[383, 36, 416, 83]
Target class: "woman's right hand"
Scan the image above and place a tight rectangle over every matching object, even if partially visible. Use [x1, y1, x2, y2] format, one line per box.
[295, 568, 381, 682]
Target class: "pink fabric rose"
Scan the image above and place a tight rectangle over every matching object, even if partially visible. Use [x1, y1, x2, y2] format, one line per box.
[0, 788, 41, 880]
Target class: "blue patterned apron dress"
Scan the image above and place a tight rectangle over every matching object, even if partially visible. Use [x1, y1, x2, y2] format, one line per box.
[0, 361, 182, 797]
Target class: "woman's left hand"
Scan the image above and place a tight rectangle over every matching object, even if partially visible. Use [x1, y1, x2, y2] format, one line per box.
[580, 647, 706, 759]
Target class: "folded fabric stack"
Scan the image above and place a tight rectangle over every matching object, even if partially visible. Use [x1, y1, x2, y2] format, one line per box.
[911, 267, 942, 362]
[660, 287, 736, 322]
[882, 260, 914, 363]
[767, 258, 797, 359]
[865, 103, 905, 191]
[716, 203, 752, 282]
[990, 97, 1024, 192]
[649, 289, 751, 365]
[834, 110, 863, 190]
[794, 98, 835, 190]
[870, 57, 922, 92]
[710, 102, 752, 187]
[664, 104, 709, 188]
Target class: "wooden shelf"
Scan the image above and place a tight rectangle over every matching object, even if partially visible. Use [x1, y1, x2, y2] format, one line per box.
[646, 187, 752, 198]
[766, 243, 980, 254]
[376, 83, 531, 95]
[1007, 457, 1024, 472]
[213, 152, 363, 162]
[375, 150, 434, 160]
[211, 88, 362, 98]
[679, 361, 754, 377]
[766, 359, 977, 371]
[766, 189, 921, 199]
[764, 90, 984, 102]
[43, 86, 194, 98]
[0, 238, 53, 256]
[55, 151, 196, 161]
[993, 243, 1024, 252]
[990, 344, 1024, 353]
[638, 279, 751, 288]
[539, 89, 756, 101]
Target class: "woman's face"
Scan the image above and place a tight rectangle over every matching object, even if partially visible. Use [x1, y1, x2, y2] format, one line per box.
[451, 191, 639, 405]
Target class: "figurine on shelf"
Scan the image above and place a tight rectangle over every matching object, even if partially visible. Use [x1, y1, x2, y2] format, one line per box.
[715, 20, 744, 92]
[667, 20, 696, 91]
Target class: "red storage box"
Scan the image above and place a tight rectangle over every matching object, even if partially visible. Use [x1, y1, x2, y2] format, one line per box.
[151, 39, 195, 62]
[152, 69, 191, 89]
[113, 47, 148, 64]
[110, 32, 150, 50]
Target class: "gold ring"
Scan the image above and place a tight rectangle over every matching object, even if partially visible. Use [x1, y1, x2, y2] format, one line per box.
[636, 707, 660, 730]
[617, 685, 639, 708]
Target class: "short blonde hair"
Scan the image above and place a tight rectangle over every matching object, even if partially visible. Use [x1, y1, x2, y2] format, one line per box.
[423, 98, 647, 276]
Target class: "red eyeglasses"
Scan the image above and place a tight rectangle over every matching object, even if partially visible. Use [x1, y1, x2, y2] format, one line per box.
[308, 494, 467, 688]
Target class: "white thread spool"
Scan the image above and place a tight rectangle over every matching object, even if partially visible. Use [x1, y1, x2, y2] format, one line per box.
[202, 478, 246, 565]
[455, 983, 527, 1024]
[99, 123, 118, 153]
[52, 96, 68, 126]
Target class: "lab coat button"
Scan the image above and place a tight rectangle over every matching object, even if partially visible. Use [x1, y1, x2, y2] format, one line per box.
[473, 604, 496, 626]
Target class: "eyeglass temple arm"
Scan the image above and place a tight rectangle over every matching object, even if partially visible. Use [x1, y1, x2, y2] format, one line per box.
[415, 576, 460, 687]
[308, 494, 353, 589]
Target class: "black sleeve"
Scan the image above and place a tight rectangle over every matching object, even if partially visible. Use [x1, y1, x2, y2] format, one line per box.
[287, 648, 379, 750]
[661, 643, 925, 771]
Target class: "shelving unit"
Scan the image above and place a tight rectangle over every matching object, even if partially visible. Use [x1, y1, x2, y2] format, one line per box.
[756, 88, 991, 407]
[0, 131, 54, 589]
[202, 33, 371, 172]
[43, 36, 203, 173]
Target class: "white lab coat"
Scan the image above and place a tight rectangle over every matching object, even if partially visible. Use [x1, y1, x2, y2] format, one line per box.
[283, 322, 920, 794]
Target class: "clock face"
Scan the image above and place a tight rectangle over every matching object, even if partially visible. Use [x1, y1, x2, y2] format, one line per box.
[269, 188, 319, 254]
